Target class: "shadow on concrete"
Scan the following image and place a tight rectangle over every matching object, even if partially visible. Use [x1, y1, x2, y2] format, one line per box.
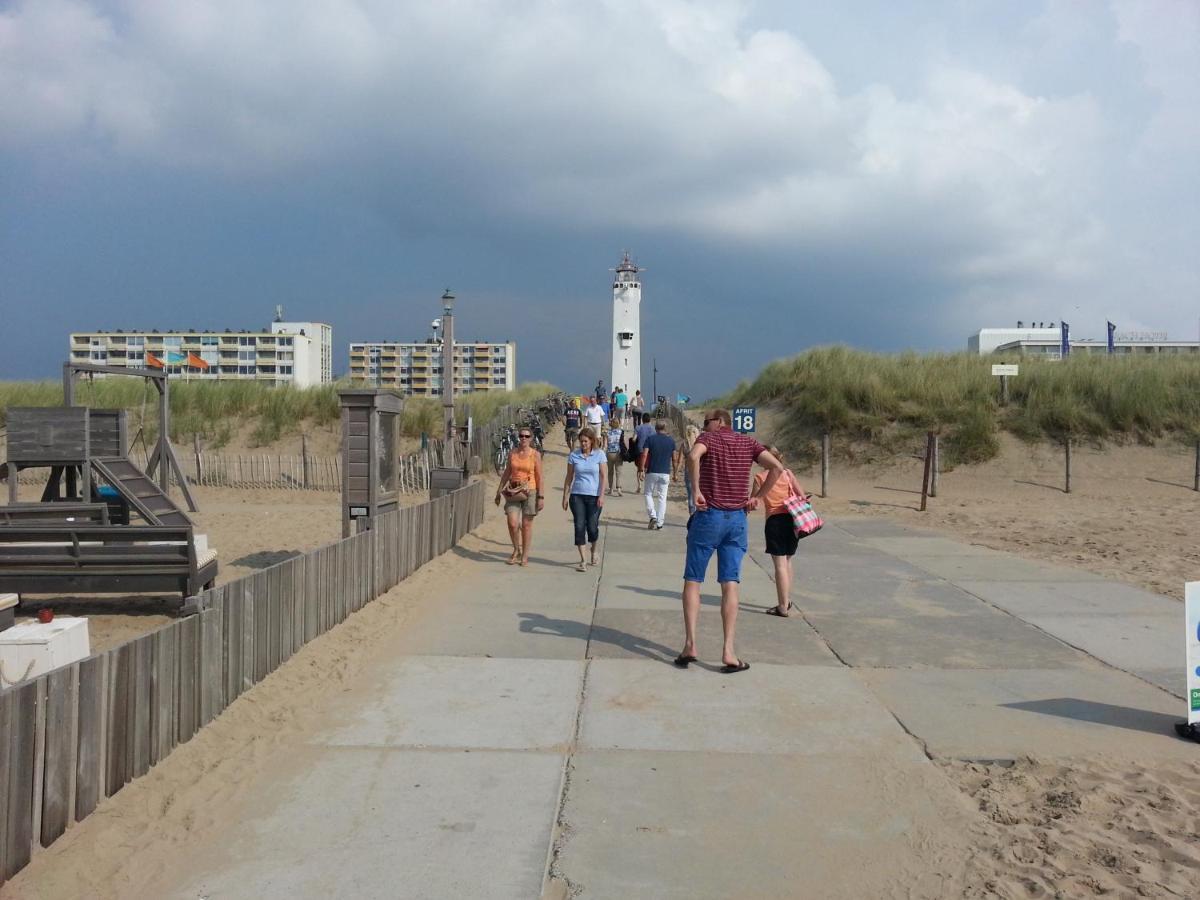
[611, 584, 721, 607]
[1000, 698, 1181, 736]
[230, 549, 303, 569]
[450, 545, 576, 569]
[518, 612, 677, 663]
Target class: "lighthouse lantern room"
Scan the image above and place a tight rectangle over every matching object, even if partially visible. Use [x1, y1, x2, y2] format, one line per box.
[611, 252, 643, 399]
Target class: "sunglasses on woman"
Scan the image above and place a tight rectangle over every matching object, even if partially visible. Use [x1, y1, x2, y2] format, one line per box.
[519, 433, 532, 439]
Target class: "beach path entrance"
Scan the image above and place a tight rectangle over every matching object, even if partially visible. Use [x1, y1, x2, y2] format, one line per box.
[10, 425, 1191, 899]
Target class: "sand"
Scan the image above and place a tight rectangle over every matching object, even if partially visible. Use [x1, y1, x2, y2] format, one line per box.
[748, 418, 1200, 602]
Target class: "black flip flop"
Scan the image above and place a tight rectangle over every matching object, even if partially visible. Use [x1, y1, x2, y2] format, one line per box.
[765, 604, 793, 617]
[673, 654, 698, 668]
[720, 660, 750, 674]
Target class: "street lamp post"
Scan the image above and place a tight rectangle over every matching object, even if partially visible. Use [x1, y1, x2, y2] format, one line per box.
[441, 289, 456, 467]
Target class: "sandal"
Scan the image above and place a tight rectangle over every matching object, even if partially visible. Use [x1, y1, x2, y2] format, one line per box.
[673, 654, 698, 668]
[765, 604, 793, 617]
[720, 660, 750, 674]
[575, 562, 587, 572]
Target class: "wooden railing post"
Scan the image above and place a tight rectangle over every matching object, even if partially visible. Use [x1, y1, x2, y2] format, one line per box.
[1064, 437, 1072, 494]
[820, 432, 830, 499]
[920, 432, 934, 511]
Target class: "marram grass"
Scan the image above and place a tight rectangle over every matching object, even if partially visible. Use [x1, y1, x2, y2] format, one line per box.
[728, 347, 1200, 467]
[0, 379, 558, 449]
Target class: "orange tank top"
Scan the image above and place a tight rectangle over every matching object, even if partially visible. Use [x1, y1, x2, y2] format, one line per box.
[509, 449, 539, 490]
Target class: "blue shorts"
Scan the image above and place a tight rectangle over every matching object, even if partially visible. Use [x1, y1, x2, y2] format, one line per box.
[683, 508, 748, 583]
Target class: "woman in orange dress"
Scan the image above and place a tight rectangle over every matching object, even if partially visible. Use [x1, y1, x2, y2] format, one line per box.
[494, 428, 544, 566]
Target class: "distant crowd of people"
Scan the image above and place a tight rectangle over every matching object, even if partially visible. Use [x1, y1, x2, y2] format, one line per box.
[495, 385, 811, 674]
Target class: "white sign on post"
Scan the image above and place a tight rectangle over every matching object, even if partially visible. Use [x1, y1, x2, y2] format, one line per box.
[991, 364, 1019, 377]
[1187, 582, 1200, 726]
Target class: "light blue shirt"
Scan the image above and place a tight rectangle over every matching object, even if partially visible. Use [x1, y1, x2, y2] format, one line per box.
[568, 449, 606, 496]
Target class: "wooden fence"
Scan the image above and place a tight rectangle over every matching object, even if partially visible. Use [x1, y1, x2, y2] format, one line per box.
[4, 444, 447, 494]
[0, 479, 485, 886]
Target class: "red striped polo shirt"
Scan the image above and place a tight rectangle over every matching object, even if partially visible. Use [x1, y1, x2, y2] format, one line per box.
[695, 428, 767, 510]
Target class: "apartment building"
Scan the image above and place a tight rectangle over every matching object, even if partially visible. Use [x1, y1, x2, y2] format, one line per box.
[348, 340, 516, 396]
[69, 318, 334, 388]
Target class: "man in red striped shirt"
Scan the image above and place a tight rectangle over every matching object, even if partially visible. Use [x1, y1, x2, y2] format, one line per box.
[675, 409, 784, 673]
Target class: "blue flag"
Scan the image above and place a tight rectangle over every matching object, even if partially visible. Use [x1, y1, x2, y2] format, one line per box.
[675, 393, 690, 406]
[1060, 322, 1070, 358]
[1107, 321, 1116, 354]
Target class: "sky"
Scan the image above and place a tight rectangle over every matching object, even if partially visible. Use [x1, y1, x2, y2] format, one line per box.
[1, 0, 1197, 400]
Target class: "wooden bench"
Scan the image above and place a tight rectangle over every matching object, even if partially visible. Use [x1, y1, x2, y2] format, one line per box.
[0, 525, 218, 599]
[0, 503, 110, 526]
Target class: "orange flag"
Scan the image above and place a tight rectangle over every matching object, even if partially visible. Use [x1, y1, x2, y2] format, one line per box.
[186, 352, 209, 370]
[145, 353, 164, 369]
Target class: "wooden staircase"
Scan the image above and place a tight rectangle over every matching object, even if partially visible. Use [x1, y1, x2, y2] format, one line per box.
[90, 457, 193, 527]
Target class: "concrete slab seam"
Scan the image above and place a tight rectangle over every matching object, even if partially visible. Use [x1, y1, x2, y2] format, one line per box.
[748, 550, 852, 668]
[951, 582, 1187, 702]
[541, 521, 607, 899]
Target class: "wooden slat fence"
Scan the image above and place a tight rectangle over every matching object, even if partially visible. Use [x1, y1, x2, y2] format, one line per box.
[0, 478, 485, 885]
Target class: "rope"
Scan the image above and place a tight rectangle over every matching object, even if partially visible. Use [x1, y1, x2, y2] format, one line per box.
[0, 658, 37, 688]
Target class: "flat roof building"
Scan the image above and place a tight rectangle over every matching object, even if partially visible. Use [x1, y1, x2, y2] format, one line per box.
[69, 314, 333, 388]
[970, 324, 1199, 359]
[348, 340, 516, 397]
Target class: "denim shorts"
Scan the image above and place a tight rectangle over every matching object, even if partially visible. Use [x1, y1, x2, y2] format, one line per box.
[684, 508, 748, 583]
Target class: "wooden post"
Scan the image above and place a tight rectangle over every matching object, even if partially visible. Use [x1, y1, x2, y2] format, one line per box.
[1000, 374, 1009, 405]
[1064, 437, 1072, 494]
[920, 432, 934, 511]
[193, 433, 203, 485]
[302, 433, 310, 489]
[1194, 440, 1199, 492]
[820, 432, 830, 499]
[929, 433, 940, 498]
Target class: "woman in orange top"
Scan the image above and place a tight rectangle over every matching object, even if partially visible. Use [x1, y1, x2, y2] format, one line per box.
[494, 428, 544, 566]
[748, 445, 807, 617]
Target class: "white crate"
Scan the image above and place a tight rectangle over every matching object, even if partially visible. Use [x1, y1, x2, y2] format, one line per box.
[0, 617, 91, 685]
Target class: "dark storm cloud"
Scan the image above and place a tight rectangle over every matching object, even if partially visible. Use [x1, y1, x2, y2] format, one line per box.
[1, 0, 1196, 397]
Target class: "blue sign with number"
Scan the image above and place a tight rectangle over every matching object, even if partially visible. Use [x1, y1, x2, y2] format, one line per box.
[733, 406, 756, 433]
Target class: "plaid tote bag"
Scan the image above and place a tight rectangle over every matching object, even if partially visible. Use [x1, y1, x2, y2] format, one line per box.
[781, 473, 823, 536]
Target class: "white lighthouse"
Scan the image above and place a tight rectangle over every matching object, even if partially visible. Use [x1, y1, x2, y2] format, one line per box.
[611, 252, 643, 400]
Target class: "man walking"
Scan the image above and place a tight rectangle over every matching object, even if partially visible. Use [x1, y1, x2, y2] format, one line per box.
[640, 421, 675, 529]
[676, 409, 784, 673]
[584, 395, 606, 434]
[614, 386, 628, 423]
[563, 399, 582, 450]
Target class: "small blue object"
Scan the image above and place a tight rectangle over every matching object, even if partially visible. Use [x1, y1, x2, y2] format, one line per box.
[97, 486, 120, 500]
[732, 406, 756, 434]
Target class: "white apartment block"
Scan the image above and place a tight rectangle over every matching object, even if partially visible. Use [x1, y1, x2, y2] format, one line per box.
[69, 319, 333, 388]
[348, 340, 516, 397]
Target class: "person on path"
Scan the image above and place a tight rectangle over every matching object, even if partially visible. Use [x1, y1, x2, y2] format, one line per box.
[633, 413, 655, 492]
[614, 386, 628, 423]
[676, 409, 784, 673]
[605, 415, 627, 497]
[563, 427, 607, 571]
[563, 399, 582, 450]
[748, 445, 807, 616]
[674, 423, 701, 516]
[629, 389, 645, 425]
[584, 395, 606, 434]
[494, 427, 545, 566]
[640, 421, 676, 529]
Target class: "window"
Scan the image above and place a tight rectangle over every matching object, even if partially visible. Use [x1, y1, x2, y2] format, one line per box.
[201, 336, 219, 346]
[280, 366, 293, 375]
[163, 336, 182, 349]
[238, 350, 255, 362]
[279, 337, 293, 347]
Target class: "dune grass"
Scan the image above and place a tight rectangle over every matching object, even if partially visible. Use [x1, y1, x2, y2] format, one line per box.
[0, 379, 558, 450]
[728, 347, 1200, 467]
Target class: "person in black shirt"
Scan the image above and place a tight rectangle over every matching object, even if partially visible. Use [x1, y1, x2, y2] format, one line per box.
[563, 399, 582, 450]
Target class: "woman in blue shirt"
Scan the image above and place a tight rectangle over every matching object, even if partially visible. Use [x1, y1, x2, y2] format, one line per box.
[563, 427, 608, 571]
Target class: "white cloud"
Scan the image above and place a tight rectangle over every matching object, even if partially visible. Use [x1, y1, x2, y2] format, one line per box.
[0, 0, 1195, 343]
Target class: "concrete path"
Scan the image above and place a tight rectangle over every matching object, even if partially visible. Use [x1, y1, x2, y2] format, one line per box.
[146, 442, 1192, 899]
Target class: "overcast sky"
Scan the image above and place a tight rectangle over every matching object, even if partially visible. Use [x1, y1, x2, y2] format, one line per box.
[1, 0, 1197, 399]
